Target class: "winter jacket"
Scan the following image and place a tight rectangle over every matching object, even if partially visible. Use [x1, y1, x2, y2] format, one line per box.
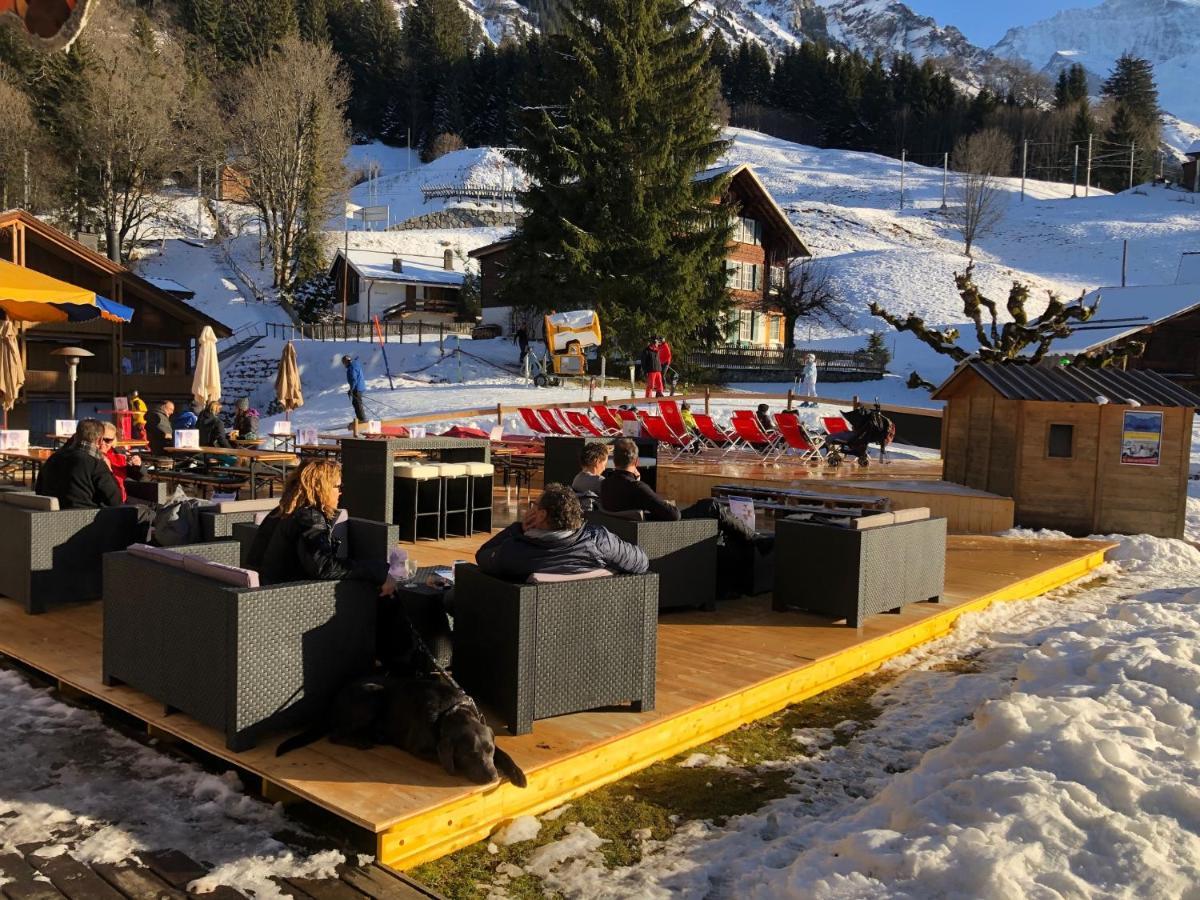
[599, 468, 680, 522]
[248, 506, 389, 587]
[657, 341, 672, 368]
[475, 522, 648, 580]
[145, 408, 174, 455]
[197, 408, 232, 448]
[172, 410, 198, 430]
[103, 447, 142, 502]
[345, 359, 367, 393]
[129, 395, 147, 427]
[801, 361, 817, 384]
[640, 346, 663, 374]
[233, 409, 260, 439]
[35, 443, 121, 510]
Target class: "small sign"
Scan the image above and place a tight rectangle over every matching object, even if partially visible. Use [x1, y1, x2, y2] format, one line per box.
[621, 418, 640, 437]
[489, 424, 504, 441]
[113, 397, 129, 411]
[212, 492, 238, 503]
[366, 419, 382, 435]
[408, 425, 426, 439]
[1120, 410, 1162, 466]
[55, 419, 77, 438]
[174, 429, 200, 449]
[0, 430, 29, 451]
[727, 496, 757, 534]
[274, 420, 293, 435]
[296, 426, 318, 446]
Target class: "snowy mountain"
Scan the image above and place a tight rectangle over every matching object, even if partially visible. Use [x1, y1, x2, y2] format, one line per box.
[992, 0, 1200, 127]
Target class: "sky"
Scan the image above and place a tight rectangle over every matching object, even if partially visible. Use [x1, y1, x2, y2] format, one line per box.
[905, 0, 1104, 47]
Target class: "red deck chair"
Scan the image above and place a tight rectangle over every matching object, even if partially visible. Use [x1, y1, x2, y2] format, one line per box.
[638, 412, 698, 461]
[564, 410, 606, 438]
[692, 413, 742, 454]
[616, 408, 638, 422]
[823, 416, 853, 440]
[591, 405, 624, 436]
[537, 408, 574, 436]
[656, 399, 691, 439]
[774, 414, 825, 463]
[518, 407, 552, 436]
[730, 415, 784, 461]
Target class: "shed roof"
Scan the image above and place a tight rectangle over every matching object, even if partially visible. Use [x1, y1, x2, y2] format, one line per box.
[933, 360, 1200, 408]
[1051, 283, 1200, 353]
[334, 249, 465, 288]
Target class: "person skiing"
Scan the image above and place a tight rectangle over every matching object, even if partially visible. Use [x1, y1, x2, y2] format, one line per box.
[641, 337, 664, 398]
[342, 355, 367, 423]
[801, 353, 818, 407]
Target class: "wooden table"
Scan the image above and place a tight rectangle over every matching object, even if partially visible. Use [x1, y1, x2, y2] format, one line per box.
[0, 448, 51, 484]
[165, 446, 299, 497]
[493, 450, 543, 504]
[269, 432, 297, 452]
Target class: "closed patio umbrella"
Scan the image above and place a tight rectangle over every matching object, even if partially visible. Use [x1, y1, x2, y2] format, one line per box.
[0, 319, 25, 428]
[191, 325, 221, 406]
[274, 340, 303, 419]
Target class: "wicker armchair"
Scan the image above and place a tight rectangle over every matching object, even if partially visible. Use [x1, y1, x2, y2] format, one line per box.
[452, 564, 658, 735]
[102, 541, 378, 751]
[198, 498, 279, 540]
[0, 493, 144, 614]
[586, 511, 718, 610]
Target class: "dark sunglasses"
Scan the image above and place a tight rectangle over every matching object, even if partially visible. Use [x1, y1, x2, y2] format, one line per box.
[101, 437, 115, 444]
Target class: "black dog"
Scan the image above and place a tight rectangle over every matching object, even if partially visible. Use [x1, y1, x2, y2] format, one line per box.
[275, 675, 527, 788]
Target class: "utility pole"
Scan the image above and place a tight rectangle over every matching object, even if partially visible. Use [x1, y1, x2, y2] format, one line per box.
[1128, 141, 1136, 190]
[940, 151, 948, 209]
[1020, 140, 1028, 202]
[1085, 134, 1093, 198]
[899, 149, 906, 210]
[1072, 144, 1080, 198]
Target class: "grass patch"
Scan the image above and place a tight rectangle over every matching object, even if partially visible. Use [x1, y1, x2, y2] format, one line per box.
[413, 669, 896, 897]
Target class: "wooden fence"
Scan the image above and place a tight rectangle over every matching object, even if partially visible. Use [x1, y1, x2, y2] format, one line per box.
[691, 348, 885, 382]
[262, 320, 475, 343]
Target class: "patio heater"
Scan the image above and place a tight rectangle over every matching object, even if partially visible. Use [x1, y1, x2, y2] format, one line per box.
[50, 346, 94, 419]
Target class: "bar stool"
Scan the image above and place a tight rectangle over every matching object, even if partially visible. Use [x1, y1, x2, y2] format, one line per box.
[437, 463, 470, 538]
[464, 462, 494, 534]
[394, 462, 442, 542]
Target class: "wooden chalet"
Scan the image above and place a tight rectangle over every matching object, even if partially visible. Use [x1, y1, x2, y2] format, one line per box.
[933, 361, 1199, 539]
[1183, 141, 1199, 193]
[0, 210, 232, 433]
[469, 163, 811, 347]
[329, 248, 465, 326]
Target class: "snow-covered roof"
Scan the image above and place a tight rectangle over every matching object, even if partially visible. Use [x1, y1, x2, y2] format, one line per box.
[1176, 252, 1200, 285]
[1185, 139, 1200, 157]
[143, 275, 194, 296]
[1052, 284, 1200, 353]
[338, 249, 465, 288]
[694, 162, 810, 257]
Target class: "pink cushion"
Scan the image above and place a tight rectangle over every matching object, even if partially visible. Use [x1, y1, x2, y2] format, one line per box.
[126, 543, 259, 589]
[527, 568, 615, 584]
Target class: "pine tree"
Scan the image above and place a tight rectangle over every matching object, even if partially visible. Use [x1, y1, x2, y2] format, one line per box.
[1069, 99, 1096, 146]
[1101, 54, 1160, 188]
[180, 0, 224, 49]
[401, 0, 476, 155]
[502, 0, 732, 354]
[297, 0, 329, 43]
[1054, 63, 1088, 109]
[327, 0, 404, 136]
[221, 0, 298, 66]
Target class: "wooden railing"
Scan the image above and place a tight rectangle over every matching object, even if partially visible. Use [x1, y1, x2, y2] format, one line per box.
[692, 347, 886, 378]
[262, 320, 475, 343]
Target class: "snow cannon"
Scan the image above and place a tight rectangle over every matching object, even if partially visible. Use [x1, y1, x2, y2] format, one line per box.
[543, 310, 601, 377]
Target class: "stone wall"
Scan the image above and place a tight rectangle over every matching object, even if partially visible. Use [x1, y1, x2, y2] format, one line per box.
[390, 208, 520, 231]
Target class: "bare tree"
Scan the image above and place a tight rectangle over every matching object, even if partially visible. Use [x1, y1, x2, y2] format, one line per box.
[65, 14, 195, 261]
[227, 36, 350, 291]
[948, 128, 1013, 258]
[0, 78, 59, 213]
[769, 257, 848, 349]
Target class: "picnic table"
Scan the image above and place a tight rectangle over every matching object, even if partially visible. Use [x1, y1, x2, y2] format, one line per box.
[0, 447, 52, 484]
[165, 446, 299, 497]
[492, 448, 543, 504]
[268, 432, 297, 452]
[710, 483, 891, 528]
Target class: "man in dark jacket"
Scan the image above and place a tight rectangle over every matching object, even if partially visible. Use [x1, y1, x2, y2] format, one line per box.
[35, 419, 122, 510]
[342, 355, 367, 423]
[600, 438, 679, 521]
[144, 400, 174, 455]
[641, 338, 664, 398]
[476, 483, 648, 580]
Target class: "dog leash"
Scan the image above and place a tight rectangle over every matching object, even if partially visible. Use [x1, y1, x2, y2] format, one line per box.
[389, 589, 483, 721]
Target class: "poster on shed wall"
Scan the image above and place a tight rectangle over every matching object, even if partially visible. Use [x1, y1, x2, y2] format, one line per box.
[1120, 411, 1163, 466]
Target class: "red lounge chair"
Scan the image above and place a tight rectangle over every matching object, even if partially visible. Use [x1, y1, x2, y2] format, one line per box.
[616, 408, 638, 422]
[519, 407, 552, 436]
[591, 405, 624, 436]
[656, 399, 692, 439]
[692, 413, 741, 454]
[774, 414, 824, 463]
[823, 416, 853, 440]
[638, 412, 698, 461]
[536, 408, 572, 436]
[730, 415, 784, 461]
[565, 410, 606, 438]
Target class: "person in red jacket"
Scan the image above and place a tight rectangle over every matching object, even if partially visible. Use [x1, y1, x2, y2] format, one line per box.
[101, 421, 142, 502]
[656, 335, 672, 369]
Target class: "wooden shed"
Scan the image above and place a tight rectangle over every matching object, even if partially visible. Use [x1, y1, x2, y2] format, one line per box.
[933, 361, 1200, 538]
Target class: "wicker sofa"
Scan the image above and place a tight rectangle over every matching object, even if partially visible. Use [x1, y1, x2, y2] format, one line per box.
[586, 511, 718, 611]
[0, 492, 144, 614]
[198, 497, 280, 540]
[773, 515, 947, 627]
[102, 541, 378, 751]
[452, 564, 659, 735]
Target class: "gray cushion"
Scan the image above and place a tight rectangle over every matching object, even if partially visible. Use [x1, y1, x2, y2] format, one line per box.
[527, 568, 614, 584]
[215, 498, 278, 514]
[5, 493, 60, 511]
[126, 543, 260, 589]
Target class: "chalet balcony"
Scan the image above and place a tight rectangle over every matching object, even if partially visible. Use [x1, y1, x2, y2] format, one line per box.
[24, 370, 196, 398]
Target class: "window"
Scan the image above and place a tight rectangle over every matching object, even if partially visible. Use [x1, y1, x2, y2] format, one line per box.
[1047, 423, 1074, 458]
[725, 260, 763, 292]
[125, 346, 166, 376]
[733, 217, 761, 245]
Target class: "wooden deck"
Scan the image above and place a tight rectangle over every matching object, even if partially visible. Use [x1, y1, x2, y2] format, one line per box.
[656, 458, 1015, 534]
[0, 530, 1111, 873]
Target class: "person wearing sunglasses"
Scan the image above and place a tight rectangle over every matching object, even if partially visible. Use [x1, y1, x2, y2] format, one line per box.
[34, 418, 121, 509]
[99, 421, 144, 502]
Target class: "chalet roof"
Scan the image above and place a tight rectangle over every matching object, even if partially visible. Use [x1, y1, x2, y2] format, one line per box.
[467, 239, 513, 260]
[1185, 139, 1200, 157]
[334, 249, 464, 288]
[1051, 283, 1200, 354]
[0, 209, 232, 337]
[1177, 251, 1200, 285]
[143, 275, 195, 297]
[934, 360, 1200, 408]
[695, 163, 810, 258]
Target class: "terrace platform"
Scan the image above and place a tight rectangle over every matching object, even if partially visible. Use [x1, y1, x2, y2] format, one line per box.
[0, 529, 1111, 872]
[657, 458, 1015, 534]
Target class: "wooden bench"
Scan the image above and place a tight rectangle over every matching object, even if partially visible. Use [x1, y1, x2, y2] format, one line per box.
[151, 469, 250, 499]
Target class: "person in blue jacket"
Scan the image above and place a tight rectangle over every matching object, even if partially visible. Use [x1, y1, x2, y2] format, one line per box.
[342, 355, 367, 423]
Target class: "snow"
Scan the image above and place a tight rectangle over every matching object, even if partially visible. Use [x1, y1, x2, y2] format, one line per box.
[341, 248, 465, 287]
[0, 667, 343, 899]
[492, 816, 542, 846]
[1050, 283, 1200, 353]
[518, 531, 1200, 898]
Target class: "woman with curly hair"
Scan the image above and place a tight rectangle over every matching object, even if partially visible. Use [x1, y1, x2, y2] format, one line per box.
[247, 458, 395, 594]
